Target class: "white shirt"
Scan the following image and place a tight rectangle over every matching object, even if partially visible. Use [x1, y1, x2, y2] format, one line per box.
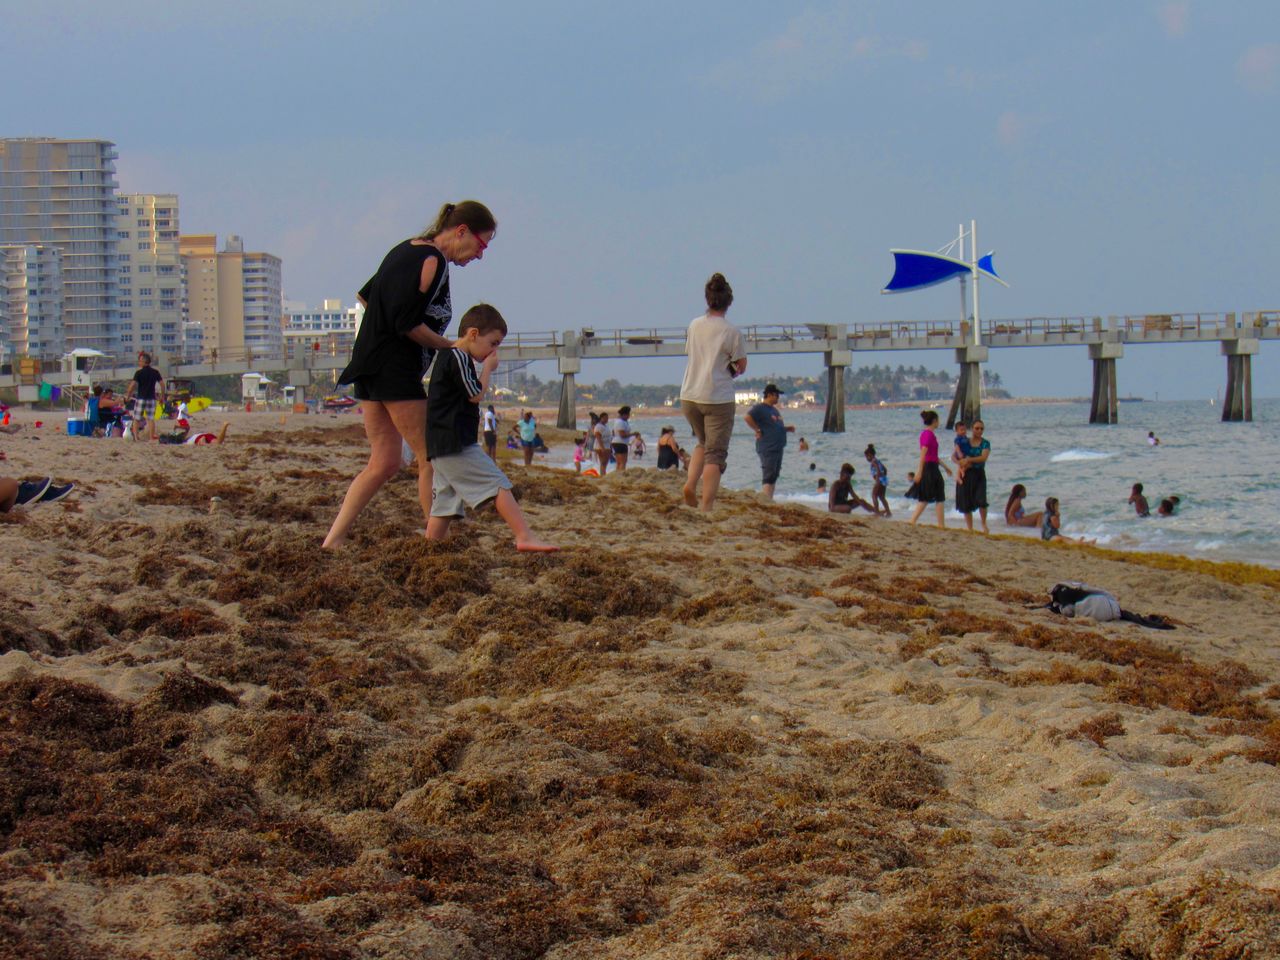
[483, 409, 496, 432]
[680, 313, 747, 404]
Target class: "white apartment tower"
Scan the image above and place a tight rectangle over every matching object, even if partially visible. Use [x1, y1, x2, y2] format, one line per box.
[115, 193, 185, 360]
[0, 138, 118, 353]
[0, 244, 64, 362]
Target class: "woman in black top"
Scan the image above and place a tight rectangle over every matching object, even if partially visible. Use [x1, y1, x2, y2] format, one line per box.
[323, 201, 496, 549]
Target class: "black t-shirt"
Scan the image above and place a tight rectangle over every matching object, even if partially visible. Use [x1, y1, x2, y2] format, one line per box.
[338, 240, 451, 388]
[132, 366, 163, 400]
[426, 347, 484, 459]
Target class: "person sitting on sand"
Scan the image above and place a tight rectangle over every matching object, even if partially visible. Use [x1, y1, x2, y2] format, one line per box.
[829, 463, 880, 515]
[1157, 495, 1181, 516]
[1041, 496, 1090, 543]
[1, 476, 75, 512]
[1004, 483, 1044, 528]
[1129, 482, 1150, 517]
[424, 304, 556, 552]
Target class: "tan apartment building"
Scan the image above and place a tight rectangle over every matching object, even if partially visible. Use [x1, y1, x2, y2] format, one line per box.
[180, 233, 283, 360]
[115, 193, 186, 361]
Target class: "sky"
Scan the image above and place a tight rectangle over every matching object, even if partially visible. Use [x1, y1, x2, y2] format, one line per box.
[4, 0, 1278, 398]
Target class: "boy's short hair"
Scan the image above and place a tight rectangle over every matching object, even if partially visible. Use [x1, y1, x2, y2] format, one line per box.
[458, 303, 508, 337]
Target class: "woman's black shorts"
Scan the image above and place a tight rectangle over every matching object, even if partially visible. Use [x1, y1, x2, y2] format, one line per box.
[351, 373, 426, 402]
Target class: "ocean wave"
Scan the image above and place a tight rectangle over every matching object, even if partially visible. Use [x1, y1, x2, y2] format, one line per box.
[1193, 539, 1225, 551]
[1049, 449, 1114, 463]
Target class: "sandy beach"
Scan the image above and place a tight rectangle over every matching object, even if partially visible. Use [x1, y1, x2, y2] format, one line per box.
[2, 409, 1279, 958]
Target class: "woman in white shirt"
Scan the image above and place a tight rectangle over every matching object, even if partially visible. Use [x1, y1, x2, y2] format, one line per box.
[679, 273, 747, 511]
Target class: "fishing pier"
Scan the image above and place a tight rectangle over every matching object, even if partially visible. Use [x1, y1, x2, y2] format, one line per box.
[7, 310, 1275, 432]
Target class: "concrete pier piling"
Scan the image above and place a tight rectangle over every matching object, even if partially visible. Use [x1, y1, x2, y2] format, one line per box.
[556, 343, 581, 429]
[946, 345, 987, 429]
[1221, 336, 1258, 422]
[822, 343, 851, 433]
[1088, 341, 1123, 424]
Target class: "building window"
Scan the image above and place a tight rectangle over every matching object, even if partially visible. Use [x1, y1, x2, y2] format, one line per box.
[137, 242, 151, 250]
[117, 231, 130, 239]
[139, 265, 152, 273]
[138, 288, 153, 296]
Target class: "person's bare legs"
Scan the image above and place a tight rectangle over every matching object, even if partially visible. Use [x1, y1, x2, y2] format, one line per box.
[935, 502, 946, 528]
[963, 511, 974, 531]
[425, 515, 453, 540]
[596, 448, 608, 476]
[699, 464, 722, 511]
[494, 489, 558, 551]
[523, 444, 533, 466]
[0, 477, 17, 513]
[615, 450, 628, 472]
[979, 506, 989, 533]
[683, 445, 705, 507]
[323, 400, 428, 549]
[908, 500, 927, 524]
[761, 482, 775, 501]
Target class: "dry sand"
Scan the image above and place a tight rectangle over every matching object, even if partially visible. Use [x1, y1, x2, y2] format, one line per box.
[2, 409, 1279, 959]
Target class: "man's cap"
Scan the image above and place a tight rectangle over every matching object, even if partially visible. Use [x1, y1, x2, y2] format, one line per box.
[763, 383, 784, 396]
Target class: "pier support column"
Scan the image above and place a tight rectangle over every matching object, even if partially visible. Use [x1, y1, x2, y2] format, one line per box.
[822, 347, 852, 433]
[556, 340, 581, 429]
[1088, 341, 1123, 424]
[1221, 337, 1259, 422]
[946, 345, 987, 429]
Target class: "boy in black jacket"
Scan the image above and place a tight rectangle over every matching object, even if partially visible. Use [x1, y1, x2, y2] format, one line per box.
[426, 304, 557, 551]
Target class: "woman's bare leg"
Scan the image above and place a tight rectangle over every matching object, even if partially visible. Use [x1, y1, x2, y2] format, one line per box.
[683, 445, 705, 507]
[979, 506, 989, 534]
[908, 501, 926, 524]
[699, 463, 722, 511]
[935, 502, 946, 528]
[323, 401, 424, 549]
[384, 399, 432, 529]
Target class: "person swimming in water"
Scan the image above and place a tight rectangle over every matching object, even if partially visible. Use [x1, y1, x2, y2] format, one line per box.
[1157, 495, 1181, 516]
[1129, 482, 1150, 517]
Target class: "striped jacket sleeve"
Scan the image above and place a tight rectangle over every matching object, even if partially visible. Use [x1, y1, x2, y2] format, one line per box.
[453, 347, 485, 399]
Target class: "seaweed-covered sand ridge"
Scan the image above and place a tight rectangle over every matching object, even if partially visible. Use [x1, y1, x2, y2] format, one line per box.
[2, 413, 1279, 958]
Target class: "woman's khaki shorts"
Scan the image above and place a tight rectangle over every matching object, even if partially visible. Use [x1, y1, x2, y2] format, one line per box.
[681, 400, 735, 470]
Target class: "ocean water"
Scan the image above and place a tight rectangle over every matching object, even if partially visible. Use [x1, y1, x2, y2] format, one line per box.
[571, 399, 1279, 568]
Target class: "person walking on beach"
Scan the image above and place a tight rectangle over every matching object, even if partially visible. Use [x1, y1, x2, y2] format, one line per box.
[124, 351, 165, 442]
[425, 304, 556, 552]
[955, 418, 991, 532]
[323, 200, 496, 549]
[593, 411, 611, 476]
[908, 409, 953, 527]
[483, 404, 499, 460]
[518, 411, 537, 466]
[864, 444, 890, 517]
[679, 273, 747, 511]
[611, 406, 635, 471]
[744, 384, 794, 500]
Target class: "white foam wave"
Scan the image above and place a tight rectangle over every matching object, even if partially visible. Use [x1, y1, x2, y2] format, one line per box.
[1050, 449, 1114, 463]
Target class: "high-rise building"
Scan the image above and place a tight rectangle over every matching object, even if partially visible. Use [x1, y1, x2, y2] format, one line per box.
[115, 193, 185, 361]
[0, 244, 64, 362]
[282, 298, 361, 361]
[179, 233, 283, 360]
[0, 138, 118, 353]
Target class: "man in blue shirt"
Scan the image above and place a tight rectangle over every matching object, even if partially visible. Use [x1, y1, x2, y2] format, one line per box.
[744, 384, 795, 500]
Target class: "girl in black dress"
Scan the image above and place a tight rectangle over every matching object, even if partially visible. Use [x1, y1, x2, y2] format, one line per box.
[323, 201, 496, 548]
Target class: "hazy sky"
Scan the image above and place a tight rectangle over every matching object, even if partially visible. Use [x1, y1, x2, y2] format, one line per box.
[5, 0, 1278, 398]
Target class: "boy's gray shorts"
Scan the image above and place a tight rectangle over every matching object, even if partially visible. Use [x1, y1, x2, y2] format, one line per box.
[430, 444, 513, 517]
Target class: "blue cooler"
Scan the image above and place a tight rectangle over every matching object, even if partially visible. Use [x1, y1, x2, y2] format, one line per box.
[67, 418, 85, 436]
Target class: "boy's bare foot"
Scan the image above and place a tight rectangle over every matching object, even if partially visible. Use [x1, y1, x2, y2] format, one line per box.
[516, 538, 559, 552]
[682, 486, 698, 507]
